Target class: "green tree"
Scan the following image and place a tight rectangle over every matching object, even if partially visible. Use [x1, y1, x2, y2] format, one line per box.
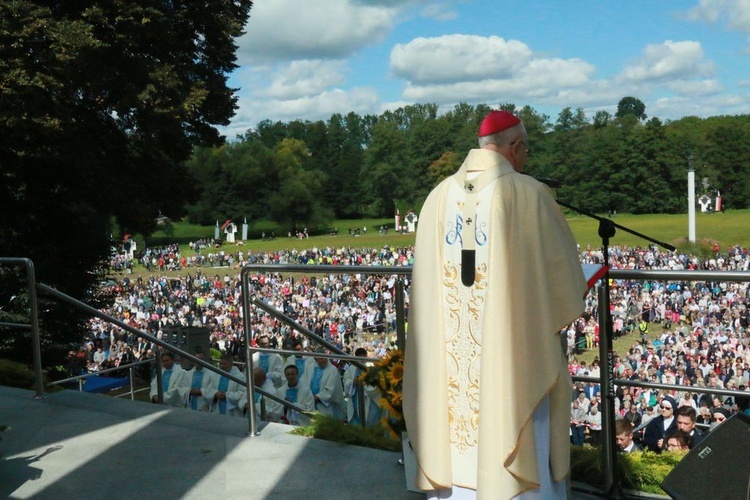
[267, 139, 333, 232]
[616, 96, 647, 121]
[362, 118, 409, 216]
[0, 0, 253, 365]
[592, 111, 612, 129]
[704, 119, 750, 209]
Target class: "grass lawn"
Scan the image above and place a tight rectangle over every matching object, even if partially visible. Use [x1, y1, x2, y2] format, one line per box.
[566, 209, 749, 250]
[120, 209, 748, 281]
[574, 326, 659, 366]
[148, 209, 749, 253]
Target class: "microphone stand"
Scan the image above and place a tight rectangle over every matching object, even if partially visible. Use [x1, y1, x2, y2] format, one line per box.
[554, 197, 675, 499]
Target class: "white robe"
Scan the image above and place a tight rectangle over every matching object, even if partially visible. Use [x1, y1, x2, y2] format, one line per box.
[276, 381, 316, 426]
[247, 378, 282, 421]
[310, 362, 346, 419]
[284, 355, 315, 390]
[343, 363, 382, 426]
[207, 366, 246, 417]
[184, 367, 219, 411]
[403, 149, 586, 499]
[149, 364, 189, 408]
[253, 351, 285, 388]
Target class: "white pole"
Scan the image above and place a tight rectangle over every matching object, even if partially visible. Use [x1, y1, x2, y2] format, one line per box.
[688, 167, 696, 243]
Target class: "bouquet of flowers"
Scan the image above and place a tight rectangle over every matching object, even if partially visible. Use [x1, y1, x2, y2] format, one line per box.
[358, 349, 405, 438]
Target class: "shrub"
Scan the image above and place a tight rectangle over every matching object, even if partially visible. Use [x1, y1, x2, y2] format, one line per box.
[0, 358, 36, 389]
[290, 414, 401, 452]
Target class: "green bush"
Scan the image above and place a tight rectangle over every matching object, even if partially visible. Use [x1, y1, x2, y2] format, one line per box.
[570, 446, 683, 495]
[0, 358, 36, 389]
[290, 414, 401, 452]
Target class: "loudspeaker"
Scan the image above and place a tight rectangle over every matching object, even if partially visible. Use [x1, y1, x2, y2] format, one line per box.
[661, 412, 750, 500]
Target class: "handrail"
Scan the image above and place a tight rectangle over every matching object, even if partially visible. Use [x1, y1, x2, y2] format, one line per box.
[35, 282, 344, 426]
[0, 257, 43, 398]
[608, 268, 750, 281]
[574, 375, 748, 401]
[241, 263, 750, 490]
[240, 263, 409, 435]
[36, 284, 244, 384]
[8, 257, 750, 494]
[253, 347, 381, 365]
[0, 322, 32, 330]
[48, 358, 153, 386]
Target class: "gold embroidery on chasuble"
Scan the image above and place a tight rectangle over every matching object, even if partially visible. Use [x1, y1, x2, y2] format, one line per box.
[443, 261, 487, 453]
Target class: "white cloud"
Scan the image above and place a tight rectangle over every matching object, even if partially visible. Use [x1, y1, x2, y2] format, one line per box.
[688, 0, 750, 33]
[650, 92, 750, 119]
[519, 58, 595, 89]
[391, 35, 533, 84]
[665, 78, 723, 96]
[620, 40, 713, 82]
[393, 33, 595, 106]
[224, 84, 381, 138]
[237, 0, 397, 64]
[262, 60, 347, 99]
[421, 2, 459, 21]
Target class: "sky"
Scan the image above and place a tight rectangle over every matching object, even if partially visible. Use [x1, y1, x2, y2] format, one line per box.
[222, 0, 750, 138]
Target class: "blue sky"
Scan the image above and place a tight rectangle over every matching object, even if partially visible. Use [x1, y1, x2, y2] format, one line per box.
[222, 0, 750, 138]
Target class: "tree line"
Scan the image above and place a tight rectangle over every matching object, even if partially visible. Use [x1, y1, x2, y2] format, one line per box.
[186, 98, 750, 231]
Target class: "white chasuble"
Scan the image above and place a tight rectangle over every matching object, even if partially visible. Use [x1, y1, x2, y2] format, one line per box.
[404, 149, 587, 499]
[441, 171, 494, 487]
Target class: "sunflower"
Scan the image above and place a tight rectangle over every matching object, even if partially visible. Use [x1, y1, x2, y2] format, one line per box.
[359, 348, 406, 438]
[387, 387, 403, 407]
[379, 396, 397, 416]
[387, 362, 403, 386]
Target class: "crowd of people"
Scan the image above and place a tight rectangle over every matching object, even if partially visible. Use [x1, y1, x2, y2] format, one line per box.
[568, 244, 750, 454]
[87, 243, 750, 438]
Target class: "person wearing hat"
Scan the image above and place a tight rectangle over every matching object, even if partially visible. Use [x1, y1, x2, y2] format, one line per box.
[643, 395, 679, 452]
[404, 110, 587, 498]
[709, 407, 730, 431]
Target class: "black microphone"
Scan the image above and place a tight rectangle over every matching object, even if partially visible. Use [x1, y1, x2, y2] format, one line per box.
[521, 172, 562, 189]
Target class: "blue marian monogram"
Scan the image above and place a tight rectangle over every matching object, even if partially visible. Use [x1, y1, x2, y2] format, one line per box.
[446, 213, 487, 247]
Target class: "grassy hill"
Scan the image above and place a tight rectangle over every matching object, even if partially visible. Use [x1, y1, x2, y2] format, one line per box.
[146, 209, 749, 255]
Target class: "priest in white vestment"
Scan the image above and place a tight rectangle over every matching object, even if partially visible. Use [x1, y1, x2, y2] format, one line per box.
[309, 354, 346, 420]
[343, 348, 383, 427]
[276, 364, 316, 426]
[207, 354, 247, 417]
[183, 347, 218, 411]
[150, 351, 189, 407]
[403, 110, 587, 499]
[253, 335, 285, 388]
[244, 367, 283, 421]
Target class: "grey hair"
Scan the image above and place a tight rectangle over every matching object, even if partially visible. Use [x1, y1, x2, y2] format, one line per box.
[477, 123, 526, 148]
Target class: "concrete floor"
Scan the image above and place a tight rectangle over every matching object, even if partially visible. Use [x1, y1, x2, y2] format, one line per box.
[0, 385, 652, 499]
[0, 385, 421, 499]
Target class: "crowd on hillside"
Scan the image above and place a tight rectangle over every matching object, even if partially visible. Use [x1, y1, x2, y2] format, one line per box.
[568, 244, 750, 452]
[88, 245, 416, 373]
[83, 243, 750, 432]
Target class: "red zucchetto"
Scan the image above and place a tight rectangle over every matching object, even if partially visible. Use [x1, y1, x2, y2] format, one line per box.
[478, 110, 521, 137]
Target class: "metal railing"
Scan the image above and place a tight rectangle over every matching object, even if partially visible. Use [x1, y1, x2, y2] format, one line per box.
[47, 358, 153, 399]
[0, 258, 44, 398]
[240, 264, 410, 436]
[4, 257, 750, 495]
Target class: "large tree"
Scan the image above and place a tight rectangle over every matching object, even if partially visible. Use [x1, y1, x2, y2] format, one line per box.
[616, 96, 648, 121]
[0, 0, 253, 365]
